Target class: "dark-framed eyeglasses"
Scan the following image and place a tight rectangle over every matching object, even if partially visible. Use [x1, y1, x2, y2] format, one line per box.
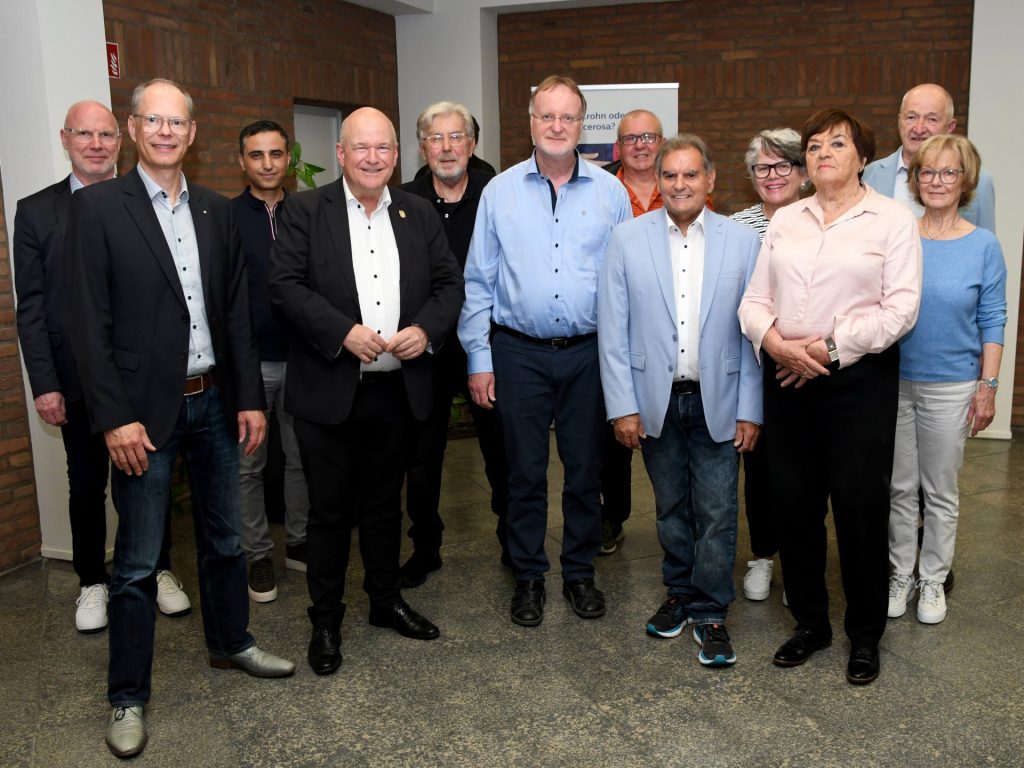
[751, 161, 797, 179]
[619, 132, 661, 146]
[424, 132, 469, 147]
[917, 167, 964, 185]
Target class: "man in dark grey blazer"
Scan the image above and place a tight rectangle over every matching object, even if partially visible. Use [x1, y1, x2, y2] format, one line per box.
[68, 78, 294, 760]
[270, 107, 463, 677]
[14, 100, 190, 633]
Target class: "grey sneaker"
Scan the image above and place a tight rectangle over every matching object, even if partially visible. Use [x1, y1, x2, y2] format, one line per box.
[916, 579, 947, 624]
[887, 573, 916, 618]
[106, 705, 147, 759]
[247, 557, 278, 603]
[209, 644, 296, 677]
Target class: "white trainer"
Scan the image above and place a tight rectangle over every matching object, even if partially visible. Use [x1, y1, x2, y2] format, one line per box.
[887, 573, 916, 618]
[75, 583, 109, 633]
[917, 579, 947, 624]
[156, 570, 192, 617]
[743, 559, 773, 601]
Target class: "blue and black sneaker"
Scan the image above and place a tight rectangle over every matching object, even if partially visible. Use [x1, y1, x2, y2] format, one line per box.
[645, 596, 689, 638]
[693, 623, 737, 667]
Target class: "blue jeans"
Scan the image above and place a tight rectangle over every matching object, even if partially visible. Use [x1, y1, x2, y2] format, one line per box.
[108, 388, 253, 707]
[640, 391, 738, 623]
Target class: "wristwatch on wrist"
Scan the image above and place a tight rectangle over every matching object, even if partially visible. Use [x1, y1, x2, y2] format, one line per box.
[980, 377, 999, 390]
[824, 336, 840, 364]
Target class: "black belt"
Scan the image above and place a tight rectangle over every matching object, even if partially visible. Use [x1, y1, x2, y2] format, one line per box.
[359, 370, 402, 384]
[493, 324, 595, 349]
[184, 369, 218, 396]
[671, 379, 700, 395]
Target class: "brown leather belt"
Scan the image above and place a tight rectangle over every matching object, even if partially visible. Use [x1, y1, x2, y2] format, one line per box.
[184, 369, 218, 396]
[671, 379, 700, 395]
[493, 324, 596, 349]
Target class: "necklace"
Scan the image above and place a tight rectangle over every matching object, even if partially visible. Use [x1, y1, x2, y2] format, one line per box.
[920, 214, 961, 240]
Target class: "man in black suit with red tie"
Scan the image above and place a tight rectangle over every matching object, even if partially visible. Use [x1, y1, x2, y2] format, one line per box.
[68, 78, 294, 760]
[270, 107, 463, 676]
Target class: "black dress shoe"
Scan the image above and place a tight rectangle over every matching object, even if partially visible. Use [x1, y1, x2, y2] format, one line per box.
[400, 551, 442, 589]
[368, 598, 440, 640]
[511, 580, 545, 626]
[308, 626, 342, 676]
[562, 577, 606, 619]
[773, 627, 832, 667]
[846, 645, 880, 685]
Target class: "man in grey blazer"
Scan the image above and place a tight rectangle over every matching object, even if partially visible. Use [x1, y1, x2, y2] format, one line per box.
[863, 83, 995, 232]
[598, 134, 761, 668]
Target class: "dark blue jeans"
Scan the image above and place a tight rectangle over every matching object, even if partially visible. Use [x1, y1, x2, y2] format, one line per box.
[640, 391, 739, 623]
[492, 331, 604, 582]
[107, 388, 253, 707]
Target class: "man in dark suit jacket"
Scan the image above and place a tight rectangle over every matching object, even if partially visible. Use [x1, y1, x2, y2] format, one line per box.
[270, 107, 463, 677]
[14, 99, 189, 633]
[68, 78, 294, 761]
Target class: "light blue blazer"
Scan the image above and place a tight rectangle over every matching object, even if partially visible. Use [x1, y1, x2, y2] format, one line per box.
[863, 147, 996, 233]
[598, 209, 762, 442]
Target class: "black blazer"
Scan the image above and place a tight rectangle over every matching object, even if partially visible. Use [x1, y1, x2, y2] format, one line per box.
[68, 168, 264, 449]
[269, 180, 464, 424]
[13, 176, 82, 401]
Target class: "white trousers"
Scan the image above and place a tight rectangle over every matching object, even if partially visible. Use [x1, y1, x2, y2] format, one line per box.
[888, 379, 975, 581]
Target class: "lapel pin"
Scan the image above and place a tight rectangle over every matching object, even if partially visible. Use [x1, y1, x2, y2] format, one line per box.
[399, 209, 406, 219]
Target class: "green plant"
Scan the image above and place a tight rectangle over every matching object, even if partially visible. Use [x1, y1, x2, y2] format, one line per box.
[288, 141, 326, 188]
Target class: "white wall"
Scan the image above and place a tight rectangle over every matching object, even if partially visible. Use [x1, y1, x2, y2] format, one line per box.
[0, 0, 118, 561]
[970, 0, 1022, 439]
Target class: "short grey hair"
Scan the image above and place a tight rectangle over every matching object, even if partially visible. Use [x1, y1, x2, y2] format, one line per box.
[130, 78, 194, 118]
[416, 101, 474, 141]
[617, 109, 664, 139]
[743, 128, 802, 176]
[655, 133, 714, 175]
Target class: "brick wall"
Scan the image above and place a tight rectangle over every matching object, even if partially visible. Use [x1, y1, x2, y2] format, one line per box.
[103, 0, 399, 195]
[498, 0, 974, 211]
[0, 176, 43, 573]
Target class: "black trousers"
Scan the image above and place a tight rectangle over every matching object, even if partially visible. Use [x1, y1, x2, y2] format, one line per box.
[742, 434, 778, 558]
[599, 424, 633, 529]
[62, 397, 172, 586]
[405, 341, 509, 555]
[764, 345, 898, 647]
[295, 373, 411, 629]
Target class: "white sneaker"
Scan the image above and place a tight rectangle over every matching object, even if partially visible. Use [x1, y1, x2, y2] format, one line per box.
[156, 570, 192, 617]
[887, 573, 916, 618]
[917, 579, 947, 624]
[743, 559, 773, 601]
[75, 584, 109, 633]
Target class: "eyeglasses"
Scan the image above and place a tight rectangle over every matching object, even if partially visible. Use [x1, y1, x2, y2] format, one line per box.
[133, 114, 192, 135]
[620, 132, 661, 146]
[424, 132, 468, 147]
[917, 167, 964, 184]
[751, 161, 797, 179]
[531, 113, 583, 125]
[347, 144, 394, 156]
[63, 127, 120, 145]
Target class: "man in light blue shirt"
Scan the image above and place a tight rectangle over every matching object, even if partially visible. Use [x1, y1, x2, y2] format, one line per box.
[459, 75, 630, 627]
[863, 83, 995, 232]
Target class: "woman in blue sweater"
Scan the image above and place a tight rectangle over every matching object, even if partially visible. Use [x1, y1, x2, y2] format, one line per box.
[887, 134, 1007, 624]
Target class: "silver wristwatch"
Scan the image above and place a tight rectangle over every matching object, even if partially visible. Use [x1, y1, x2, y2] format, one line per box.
[981, 377, 999, 390]
[824, 336, 840, 364]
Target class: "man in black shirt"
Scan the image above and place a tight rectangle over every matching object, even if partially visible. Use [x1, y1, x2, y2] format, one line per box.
[232, 120, 309, 603]
[399, 100, 508, 586]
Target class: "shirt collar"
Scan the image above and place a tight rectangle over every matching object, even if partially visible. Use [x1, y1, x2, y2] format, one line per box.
[136, 165, 188, 204]
[342, 176, 391, 214]
[800, 183, 882, 221]
[69, 171, 116, 194]
[897, 149, 910, 174]
[665, 205, 707, 234]
[527, 150, 583, 183]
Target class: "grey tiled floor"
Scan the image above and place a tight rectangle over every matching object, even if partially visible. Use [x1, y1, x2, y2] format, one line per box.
[2, 435, 1022, 766]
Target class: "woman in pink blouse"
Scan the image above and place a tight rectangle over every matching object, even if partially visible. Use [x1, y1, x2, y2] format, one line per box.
[738, 108, 921, 686]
